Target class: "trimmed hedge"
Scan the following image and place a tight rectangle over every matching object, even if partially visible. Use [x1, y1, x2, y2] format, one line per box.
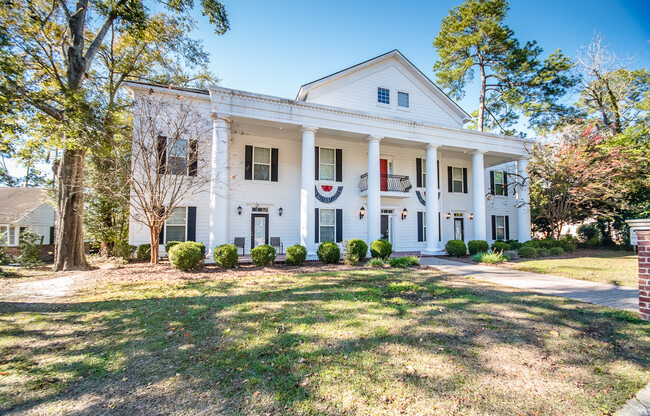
[188, 241, 206, 258]
[491, 241, 510, 252]
[467, 240, 489, 255]
[136, 244, 151, 261]
[214, 244, 238, 269]
[507, 240, 523, 250]
[168, 242, 202, 271]
[348, 239, 368, 261]
[564, 242, 577, 253]
[165, 241, 181, 255]
[548, 247, 564, 256]
[517, 246, 539, 258]
[370, 239, 392, 259]
[250, 244, 276, 267]
[285, 245, 307, 266]
[445, 240, 467, 257]
[317, 241, 340, 264]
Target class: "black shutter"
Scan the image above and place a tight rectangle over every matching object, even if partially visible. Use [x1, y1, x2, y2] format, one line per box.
[188, 139, 198, 176]
[244, 145, 253, 180]
[463, 168, 468, 194]
[335, 149, 343, 182]
[437, 160, 440, 189]
[314, 208, 319, 243]
[49, 226, 55, 245]
[157, 135, 167, 174]
[336, 209, 343, 242]
[491, 215, 496, 240]
[438, 212, 441, 241]
[503, 171, 508, 196]
[505, 216, 510, 240]
[271, 148, 279, 182]
[158, 207, 165, 244]
[187, 207, 197, 242]
[447, 166, 453, 192]
[416, 158, 422, 188]
[490, 171, 495, 195]
[314, 146, 319, 180]
[417, 212, 424, 242]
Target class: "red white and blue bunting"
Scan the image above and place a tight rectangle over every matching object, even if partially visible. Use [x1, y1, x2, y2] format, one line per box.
[415, 190, 426, 206]
[315, 185, 343, 203]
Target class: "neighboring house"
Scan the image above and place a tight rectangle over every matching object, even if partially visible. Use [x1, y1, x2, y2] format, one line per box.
[0, 187, 56, 247]
[126, 50, 531, 257]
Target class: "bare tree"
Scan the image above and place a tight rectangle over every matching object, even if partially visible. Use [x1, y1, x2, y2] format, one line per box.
[124, 91, 212, 264]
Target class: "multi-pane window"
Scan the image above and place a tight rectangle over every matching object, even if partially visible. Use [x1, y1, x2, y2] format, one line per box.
[377, 87, 390, 104]
[319, 209, 335, 242]
[495, 215, 506, 241]
[398, 91, 409, 108]
[494, 171, 505, 195]
[165, 207, 187, 243]
[452, 167, 464, 193]
[168, 138, 189, 175]
[253, 147, 271, 181]
[0, 226, 8, 245]
[420, 159, 426, 188]
[319, 148, 336, 181]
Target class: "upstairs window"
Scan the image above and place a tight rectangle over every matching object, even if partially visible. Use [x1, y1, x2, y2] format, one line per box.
[253, 147, 271, 181]
[398, 91, 409, 108]
[319, 148, 336, 181]
[167, 138, 189, 175]
[452, 167, 464, 193]
[490, 170, 508, 196]
[494, 171, 504, 195]
[377, 87, 390, 104]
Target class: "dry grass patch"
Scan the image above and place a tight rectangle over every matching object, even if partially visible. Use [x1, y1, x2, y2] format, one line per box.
[0, 264, 648, 415]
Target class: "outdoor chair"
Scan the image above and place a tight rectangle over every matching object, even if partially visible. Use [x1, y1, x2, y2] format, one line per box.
[234, 237, 245, 256]
[270, 237, 283, 254]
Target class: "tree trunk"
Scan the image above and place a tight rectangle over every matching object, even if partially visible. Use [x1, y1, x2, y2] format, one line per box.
[477, 65, 486, 132]
[149, 226, 160, 264]
[53, 148, 90, 271]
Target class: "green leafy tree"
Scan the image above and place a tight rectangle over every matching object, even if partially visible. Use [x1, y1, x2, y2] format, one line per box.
[433, 0, 578, 134]
[0, 0, 229, 270]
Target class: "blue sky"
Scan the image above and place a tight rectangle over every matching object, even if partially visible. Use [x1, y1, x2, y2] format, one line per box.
[191, 0, 650, 114]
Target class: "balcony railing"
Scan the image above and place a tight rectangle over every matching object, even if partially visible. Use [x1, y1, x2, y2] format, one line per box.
[359, 173, 412, 193]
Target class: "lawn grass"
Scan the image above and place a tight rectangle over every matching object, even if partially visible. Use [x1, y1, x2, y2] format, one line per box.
[0, 265, 648, 415]
[510, 250, 638, 287]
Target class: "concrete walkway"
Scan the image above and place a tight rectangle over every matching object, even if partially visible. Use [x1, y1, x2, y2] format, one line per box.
[421, 257, 639, 311]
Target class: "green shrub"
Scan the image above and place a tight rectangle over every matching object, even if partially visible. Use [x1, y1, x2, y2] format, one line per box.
[168, 242, 202, 271]
[538, 249, 548, 257]
[136, 244, 151, 261]
[507, 240, 523, 250]
[548, 247, 564, 256]
[467, 240, 489, 255]
[214, 244, 238, 269]
[563, 242, 577, 253]
[471, 251, 509, 264]
[17, 229, 43, 267]
[523, 239, 540, 248]
[250, 244, 276, 267]
[518, 246, 539, 258]
[367, 258, 385, 268]
[577, 224, 599, 243]
[347, 239, 368, 263]
[187, 241, 206, 258]
[445, 239, 467, 257]
[370, 239, 392, 259]
[0, 240, 8, 265]
[491, 241, 510, 252]
[317, 241, 340, 264]
[387, 256, 420, 268]
[164, 241, 181, 255]
[404, 255, 420, 266]
[285, 245, 307, 266]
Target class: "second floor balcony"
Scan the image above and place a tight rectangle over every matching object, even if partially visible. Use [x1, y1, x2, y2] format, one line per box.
[359, 173, 412, 198]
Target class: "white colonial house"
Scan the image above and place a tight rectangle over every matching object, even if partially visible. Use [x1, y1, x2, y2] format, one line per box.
[126, 50, 532, 257]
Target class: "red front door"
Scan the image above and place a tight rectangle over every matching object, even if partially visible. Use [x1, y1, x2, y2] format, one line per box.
[380, 159, 388, 191]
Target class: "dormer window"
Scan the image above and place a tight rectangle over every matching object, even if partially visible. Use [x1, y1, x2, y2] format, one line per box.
[398, 91, 409, 108]
[377, 87, 390, 104]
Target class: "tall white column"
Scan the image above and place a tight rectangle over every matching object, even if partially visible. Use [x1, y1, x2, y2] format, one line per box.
[209, 115, 230, 254]
[472, 150, 487, 241]
[367, 136, 382, 245]
[517, 158, 531, 242]
[424, 144, 441, 254]
[300, 127, 318, 256]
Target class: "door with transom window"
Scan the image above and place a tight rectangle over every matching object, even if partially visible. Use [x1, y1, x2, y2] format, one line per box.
[251, 213, 269, 249]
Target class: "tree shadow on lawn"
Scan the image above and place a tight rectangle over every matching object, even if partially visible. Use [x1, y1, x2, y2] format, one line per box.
[0, 269, 648, 415]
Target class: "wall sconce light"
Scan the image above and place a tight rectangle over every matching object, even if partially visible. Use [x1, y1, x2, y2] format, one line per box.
[445, 212, 451, 220]
[401, 207, 408, 220]
[278, 207, 283, 216]
[237, 205, 242, 216]
[468, 213, 474, 220]
[359, 206, 366, 219]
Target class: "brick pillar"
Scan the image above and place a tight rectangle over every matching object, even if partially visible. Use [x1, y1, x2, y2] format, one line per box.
[638, 230, 650, 321]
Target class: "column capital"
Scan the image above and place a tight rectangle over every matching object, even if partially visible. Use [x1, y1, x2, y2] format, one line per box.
[471, 149, 486, 155]
[425, 143, 440, 150]
[210, 113, 230, 123]
[301, 126, 319, 133]
[517, 156, 530, 162]
[366, 135, 383, 142]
